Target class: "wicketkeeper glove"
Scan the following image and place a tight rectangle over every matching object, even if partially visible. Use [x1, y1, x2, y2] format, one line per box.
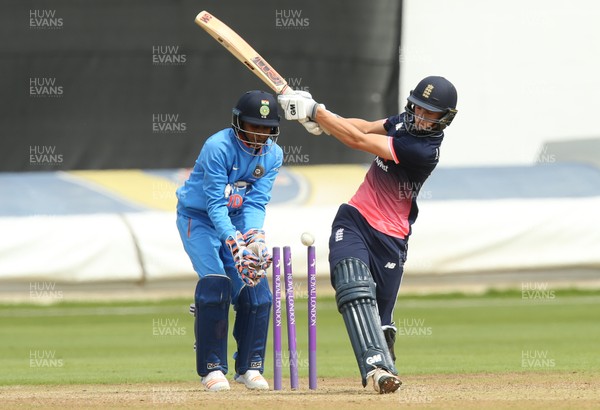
[244, 228, 273, 271]
[226, 231, 262, 287]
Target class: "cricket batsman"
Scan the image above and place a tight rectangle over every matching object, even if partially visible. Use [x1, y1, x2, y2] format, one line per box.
[176, 90, 283, 391]
[279, 76, 458, 393]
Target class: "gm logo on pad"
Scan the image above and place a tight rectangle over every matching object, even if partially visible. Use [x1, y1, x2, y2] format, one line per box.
[366, 354, 383, 365]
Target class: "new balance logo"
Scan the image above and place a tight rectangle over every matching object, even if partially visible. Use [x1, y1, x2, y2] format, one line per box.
[335, 228, 344, 242]
[384, 262, 397, 269]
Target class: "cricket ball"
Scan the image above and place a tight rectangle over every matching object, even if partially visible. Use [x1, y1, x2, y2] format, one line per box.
[300, 232, 315, 246]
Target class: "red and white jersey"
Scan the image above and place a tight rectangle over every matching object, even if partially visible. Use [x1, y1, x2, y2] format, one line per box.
[348, 114, 444, 239]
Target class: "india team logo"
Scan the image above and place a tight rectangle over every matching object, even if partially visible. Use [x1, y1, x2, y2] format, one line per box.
[259, 100, 270, 117]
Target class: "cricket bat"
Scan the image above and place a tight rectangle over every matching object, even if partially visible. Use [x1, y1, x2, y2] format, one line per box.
[195, 10, 294, 96]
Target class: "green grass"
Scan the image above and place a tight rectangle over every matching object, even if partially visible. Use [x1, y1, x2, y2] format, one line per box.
[1, 289, 599, 385]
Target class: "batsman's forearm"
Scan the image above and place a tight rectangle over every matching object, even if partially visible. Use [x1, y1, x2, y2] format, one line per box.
[345, 118, 372, 133]
[314, 108, 366, 149]
[347, 118, 388, 135]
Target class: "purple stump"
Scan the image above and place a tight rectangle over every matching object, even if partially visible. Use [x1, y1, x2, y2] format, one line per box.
[272, 247, 282, 391]
[307, 245, 317, 389]
[283, 246, 299, 390]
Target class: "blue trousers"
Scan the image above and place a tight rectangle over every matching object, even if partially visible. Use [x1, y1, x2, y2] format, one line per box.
[328, 204, 408, 327]
[176, 211, 251, 300]
[176, 211, 272, 376]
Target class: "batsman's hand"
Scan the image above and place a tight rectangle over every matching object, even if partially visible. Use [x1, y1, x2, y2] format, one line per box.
[244, 228, 273, 271]
[226, 231, 261, 286]
[299, 118, 323, 135]
[278, 93, 319, 122]
[283, 91, 324, 135]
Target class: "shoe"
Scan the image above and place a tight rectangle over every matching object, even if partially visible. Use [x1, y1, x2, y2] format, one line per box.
[383, 326, 397, 362]
[201, 370, 230, 392]
[234, 370, 269, 390]
[370, 368, 402, 394]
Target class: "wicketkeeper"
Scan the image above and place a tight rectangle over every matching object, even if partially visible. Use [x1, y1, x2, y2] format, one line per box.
[279, 76, 458, 394]
[176, 90, 283, 391]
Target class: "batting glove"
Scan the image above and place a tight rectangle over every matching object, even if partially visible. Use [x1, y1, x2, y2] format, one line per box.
[299, 118, 323, 135]
[290, 91, 324, 135]
[278, 93, 319, 122]
[226, 231, 261, 286]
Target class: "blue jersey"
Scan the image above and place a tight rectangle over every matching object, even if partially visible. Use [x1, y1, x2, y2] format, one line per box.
[176, 128, 283, 241]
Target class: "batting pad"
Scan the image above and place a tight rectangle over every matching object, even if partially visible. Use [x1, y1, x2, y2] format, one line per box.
[232, 278, 272, 375]
[333, 258, 398, 386]
[194, 275, 232, 377]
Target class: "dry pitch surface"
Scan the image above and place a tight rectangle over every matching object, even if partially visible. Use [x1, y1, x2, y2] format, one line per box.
[1, 372, 598, 409]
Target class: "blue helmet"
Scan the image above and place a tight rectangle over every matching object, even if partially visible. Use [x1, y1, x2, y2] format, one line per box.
[231, 90, 280, 155]
[405, 76, 458, 136]
[232, 90, 280, 127]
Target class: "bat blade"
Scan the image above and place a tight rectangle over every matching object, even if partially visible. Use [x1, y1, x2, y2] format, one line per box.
[195, 11, 292, 95]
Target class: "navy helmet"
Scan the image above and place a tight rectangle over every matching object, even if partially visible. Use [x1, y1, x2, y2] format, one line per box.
[231, 90, 280, 155]
[405, 76, 458, 136]
[232, 90, 280, 127]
